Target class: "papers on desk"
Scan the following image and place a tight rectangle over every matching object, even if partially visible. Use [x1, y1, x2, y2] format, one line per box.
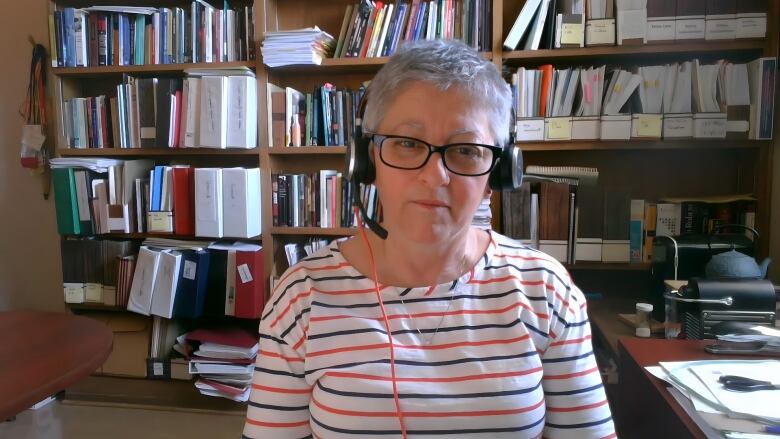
[646, 359, 780, 436]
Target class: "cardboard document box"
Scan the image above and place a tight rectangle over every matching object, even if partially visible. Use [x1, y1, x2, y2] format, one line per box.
[515, 118, 545, 142]
[631, 114, 663, 139]
[571, 116, 601, 140]
[617, 3, 647, 45]
[735, 0, 765, 38]
[602, 240, 631, 262]
[545, 117, 573, 141]
[539, 240, 568, 263]
[726, 105, 750, 139]
[646, 0, 676, 42]
[585, 19, 615, 46]
[147, 211, 174, 233]
[576, 238, 604, 262]
[735, 14, 766, 39]
[663, 113, 694, 138]
[600, 115, 632, 140]
[705, 15, 736, 40]
[693, 113, 727, 138]
[86, 312, 152, 377]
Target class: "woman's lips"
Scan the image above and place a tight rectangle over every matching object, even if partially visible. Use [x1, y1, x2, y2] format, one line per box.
[412, 200, 449, 209]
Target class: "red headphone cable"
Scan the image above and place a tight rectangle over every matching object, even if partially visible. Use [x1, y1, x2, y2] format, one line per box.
[354, 205, 408, 439]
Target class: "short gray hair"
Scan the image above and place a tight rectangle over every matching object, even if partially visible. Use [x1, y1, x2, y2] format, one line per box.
[362, 39, 512, 146]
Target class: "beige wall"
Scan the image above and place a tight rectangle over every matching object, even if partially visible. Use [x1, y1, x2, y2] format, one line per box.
[0, 0, 64, 311]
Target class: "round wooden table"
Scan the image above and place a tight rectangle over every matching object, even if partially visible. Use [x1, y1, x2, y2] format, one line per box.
[0, 311, 112, 420]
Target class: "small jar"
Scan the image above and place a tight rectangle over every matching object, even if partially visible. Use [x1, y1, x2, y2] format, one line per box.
[635, 303, 653, 338]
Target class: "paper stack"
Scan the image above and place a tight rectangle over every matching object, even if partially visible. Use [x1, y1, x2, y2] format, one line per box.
[181, 327, 259, 402]
[646, 358, 780, 437]
[261, 27, 335, 67]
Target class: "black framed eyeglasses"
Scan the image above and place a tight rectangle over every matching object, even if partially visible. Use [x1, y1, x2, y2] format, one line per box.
[370, 134, 502, 176]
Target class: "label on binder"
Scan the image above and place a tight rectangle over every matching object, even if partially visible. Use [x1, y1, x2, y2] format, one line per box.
[85, 283, 103, 302]
[183, 261, 197, 280]
[561, 23, 585, 46]
[63, 283, 85, 303]
[148, 211, 173, 232]
[586, 19, 615, 45]
[238, 263, 253, 284]
[546, 118, 572, 140]
[637, 115, 662, 137]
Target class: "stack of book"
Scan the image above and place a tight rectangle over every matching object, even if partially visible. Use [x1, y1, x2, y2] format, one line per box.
[181, 328, 259, 402]
[261, 27, 335, 67]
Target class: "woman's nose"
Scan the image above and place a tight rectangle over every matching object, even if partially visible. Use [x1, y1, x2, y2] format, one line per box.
[417, 151, 450, 187]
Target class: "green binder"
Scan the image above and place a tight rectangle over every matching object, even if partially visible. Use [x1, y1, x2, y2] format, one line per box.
[52, 168, 81, 235]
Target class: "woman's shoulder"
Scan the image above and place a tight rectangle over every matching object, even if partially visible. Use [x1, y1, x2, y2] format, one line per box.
[488, 231, 568, 273]
[261, 243, 347, 320]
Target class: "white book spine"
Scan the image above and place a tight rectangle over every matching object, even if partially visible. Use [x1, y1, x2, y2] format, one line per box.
[195, 168, 224, 237]
[199, 76, 228, 148]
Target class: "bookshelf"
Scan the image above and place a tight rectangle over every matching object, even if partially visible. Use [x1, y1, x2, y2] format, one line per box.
[45, 0, 779, 414]
[257, 0, 779, 285]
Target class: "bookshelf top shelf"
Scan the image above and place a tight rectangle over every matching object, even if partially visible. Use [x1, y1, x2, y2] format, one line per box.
[502, 40, 766, 64]
[519, 139, 769, 152]
[261, 141, 767, 155]
[58, 148, 260, 157]
[52, 61, 256, 77]
[268, 52, 493, 74]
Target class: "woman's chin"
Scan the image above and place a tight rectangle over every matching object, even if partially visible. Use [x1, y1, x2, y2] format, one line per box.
[395, 223, 454, 243]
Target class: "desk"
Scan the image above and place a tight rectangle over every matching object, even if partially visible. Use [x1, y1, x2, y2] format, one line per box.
[615, 337, 779, 439]
[0, 311, 112, 420]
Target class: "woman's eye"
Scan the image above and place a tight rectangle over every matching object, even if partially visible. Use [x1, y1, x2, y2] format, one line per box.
[399, 140, 419, 149]
[455, 146, 481, 157]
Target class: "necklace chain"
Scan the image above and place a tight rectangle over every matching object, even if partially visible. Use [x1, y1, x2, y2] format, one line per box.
[398, 250, 469, 346]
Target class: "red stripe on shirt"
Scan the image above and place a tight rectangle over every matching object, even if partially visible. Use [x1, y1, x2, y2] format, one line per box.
[311, 394, 545, 418]
[549, 335, 592, 347]
[546, 399, 609, 412]
[544, 366, 599, 380]
[251, 383, 312, 394]
[260, 350, 305, 362]
[324, 366, 544, 383]
[307, 334, 532, 358]
[246, 418, 309, 428]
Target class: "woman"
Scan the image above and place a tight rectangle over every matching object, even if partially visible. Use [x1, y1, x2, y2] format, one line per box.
[243, 39, 615, 438]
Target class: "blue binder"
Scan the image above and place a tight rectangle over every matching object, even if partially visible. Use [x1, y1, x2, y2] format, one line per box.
[172, 249, 211, 318]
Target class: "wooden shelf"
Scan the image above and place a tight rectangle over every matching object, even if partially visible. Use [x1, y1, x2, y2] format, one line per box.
[565, 262, 651, 271]
[503, 40, 765, 63]
[66, 303, 127, 312]
[266, 146, 346, 155]
[58, 148, 260, 157]
[61, 375, 246, 415]
[269, 52, 492, 74]
[271, 227, 356, 236]
[518, 139, 769, 152]
[63, 233, 261, 241]
[52, 61, 255, 77]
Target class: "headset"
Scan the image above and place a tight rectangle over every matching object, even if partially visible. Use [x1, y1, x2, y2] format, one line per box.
[342, 88, 524, 439]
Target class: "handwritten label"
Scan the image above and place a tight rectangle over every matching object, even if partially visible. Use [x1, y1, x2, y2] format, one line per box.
[85, 283, 103, 302]
[663, 116, 693, 138]
[561, 23, 584, 45]
[586, 19, 615, 45]
[153, 362, 164, 376]
[636, 115, 662, 137]
[547, 118, 572, 140]
[148, 211, 172, 232]
[64, 283, 85, 303]
[183, 260, 197, 280]
[238, 263, 253, 284]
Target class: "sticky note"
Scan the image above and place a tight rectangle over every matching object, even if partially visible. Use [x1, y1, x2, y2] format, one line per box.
[561, 23, 585, 45]
[637, 115, 662, 137]
[547, 118, 572, 140]
[149, 211, 172, 232]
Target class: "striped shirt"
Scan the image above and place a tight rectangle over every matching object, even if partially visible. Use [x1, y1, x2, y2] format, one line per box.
[243, 230, 615, 438]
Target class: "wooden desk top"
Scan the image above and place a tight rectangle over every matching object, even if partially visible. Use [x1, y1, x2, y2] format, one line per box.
[0, 311, 112, 420]
[616, 337, 775, 438]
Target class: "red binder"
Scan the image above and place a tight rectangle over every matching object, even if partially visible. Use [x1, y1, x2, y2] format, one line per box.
[172, 167, 195, 235]
[234, 246, 265, 319]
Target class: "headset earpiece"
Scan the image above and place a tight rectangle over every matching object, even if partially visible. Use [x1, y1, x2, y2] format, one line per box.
[488, 143, 523, 191]
[346, 125, 376, 185]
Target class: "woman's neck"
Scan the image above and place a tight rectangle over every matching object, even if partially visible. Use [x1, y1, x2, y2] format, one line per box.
[370, 226, 480, 287]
